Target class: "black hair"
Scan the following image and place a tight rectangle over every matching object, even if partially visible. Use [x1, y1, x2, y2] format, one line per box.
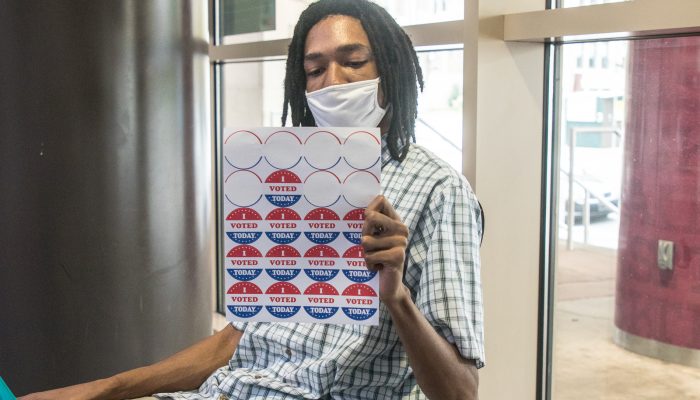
[281, 0, 424, 162]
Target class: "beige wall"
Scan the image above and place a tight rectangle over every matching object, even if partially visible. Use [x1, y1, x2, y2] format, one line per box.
[473, 0, 546, 398]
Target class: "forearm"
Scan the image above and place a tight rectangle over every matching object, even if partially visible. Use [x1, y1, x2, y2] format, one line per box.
[386, 288, 478, 400]
[19, 324, 243, 400]
[362, 196, 479, 399]
[105, 324, 243, 399]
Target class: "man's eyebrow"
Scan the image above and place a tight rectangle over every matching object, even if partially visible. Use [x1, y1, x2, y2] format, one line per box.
[304, 43, 372, 62]
[304, 52, 324, 62]
[336, 43, 372, 55]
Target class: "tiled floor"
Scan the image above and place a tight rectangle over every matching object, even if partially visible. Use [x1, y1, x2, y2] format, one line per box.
[553, 244, 700, 400]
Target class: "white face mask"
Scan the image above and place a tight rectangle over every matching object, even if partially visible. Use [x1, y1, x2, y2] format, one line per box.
[305, 78, 387, 128]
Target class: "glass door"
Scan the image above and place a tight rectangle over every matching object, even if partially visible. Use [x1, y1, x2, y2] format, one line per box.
[549, 35, 700, 399]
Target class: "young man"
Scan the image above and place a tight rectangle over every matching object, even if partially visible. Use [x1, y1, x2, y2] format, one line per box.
[21, 1, 483, 399]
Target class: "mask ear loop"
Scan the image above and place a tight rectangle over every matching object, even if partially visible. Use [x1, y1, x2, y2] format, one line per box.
[379, 103, 393, 133]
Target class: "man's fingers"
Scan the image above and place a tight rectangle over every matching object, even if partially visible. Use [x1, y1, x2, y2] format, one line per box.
[365, 195, 401, 221]
[361, 235, 408, 253]
[361, 210, 393, 236]
[365, 247, 406, 270]
[362, 210, 409, 237]
[366, 195, 385, 213]
[366, 263, 383, 272]
[363, 196, 408, 274]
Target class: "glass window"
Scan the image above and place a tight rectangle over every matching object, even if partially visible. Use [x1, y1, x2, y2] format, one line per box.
[557, 0, 629, 8]
[214, 2, 466, 313]
[373, 0, 463, 26]
[220, 60, 286, 128]
[220, 0, 276, 36]
[415, 49, 463, 170]
[219, 50, 463, 170]
[219, 0, 463, 44]
[216, 51, 462, 310]
[220, 0, 313, 45]
[550, 36, 700, 398]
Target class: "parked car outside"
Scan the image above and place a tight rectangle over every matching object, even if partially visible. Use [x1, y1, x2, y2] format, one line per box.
[560, 128, 623, 224]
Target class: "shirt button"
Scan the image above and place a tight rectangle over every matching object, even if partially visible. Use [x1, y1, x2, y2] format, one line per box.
[254, 374, 262, 379]
[285, 347, 292, 357]
[218, 396, 229, 400]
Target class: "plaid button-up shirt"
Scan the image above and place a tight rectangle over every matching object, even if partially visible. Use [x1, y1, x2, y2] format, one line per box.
[157, 141, 484, 400]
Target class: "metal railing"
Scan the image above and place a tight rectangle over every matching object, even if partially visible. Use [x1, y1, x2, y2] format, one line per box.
[564, 126, 622, 250]
[561, 169, 620, 250]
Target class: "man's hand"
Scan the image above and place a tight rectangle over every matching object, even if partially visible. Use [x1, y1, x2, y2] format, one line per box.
[362, 195, 479, 400]
[18, 378, 114, 400]
[18, 325, 243, 400]
[362, 195, 409, 304]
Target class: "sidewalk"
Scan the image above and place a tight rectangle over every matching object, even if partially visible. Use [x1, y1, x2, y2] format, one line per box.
[553, 242, 700, 400]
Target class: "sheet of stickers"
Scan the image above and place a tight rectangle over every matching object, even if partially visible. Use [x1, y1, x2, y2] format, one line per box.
[223, 127, 381, 325]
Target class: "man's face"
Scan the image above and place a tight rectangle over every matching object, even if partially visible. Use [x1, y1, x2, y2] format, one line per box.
[303, 15, 380, 94]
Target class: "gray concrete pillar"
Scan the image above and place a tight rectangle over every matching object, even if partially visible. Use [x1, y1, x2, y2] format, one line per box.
[0, 0, 213, 394]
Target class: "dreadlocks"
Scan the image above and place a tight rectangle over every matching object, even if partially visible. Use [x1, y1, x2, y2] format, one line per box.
[281, 0, 424, 162]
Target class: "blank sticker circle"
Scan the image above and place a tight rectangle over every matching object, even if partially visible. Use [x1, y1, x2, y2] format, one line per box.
[304, 171, 341, 207]
[343, 131, 381, 170]
[265, 131, 302, 169]
[224, 130, 263, 169]
[304, 131, 342, 170]
[225, 170, 262, 207]
[343, 171, 380, 208]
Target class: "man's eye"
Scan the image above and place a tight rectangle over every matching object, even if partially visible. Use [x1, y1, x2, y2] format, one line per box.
[346, 60, 368, 68]
[306, 68, 323, 77]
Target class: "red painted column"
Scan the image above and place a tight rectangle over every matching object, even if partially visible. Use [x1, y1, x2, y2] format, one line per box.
[615, 36, 700, 349]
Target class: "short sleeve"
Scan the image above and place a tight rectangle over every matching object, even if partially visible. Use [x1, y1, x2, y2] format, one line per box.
[413, 182, 485, 368]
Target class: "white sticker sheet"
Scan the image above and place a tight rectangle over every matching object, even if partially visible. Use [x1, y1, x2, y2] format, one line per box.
[222, 127, 381, 325]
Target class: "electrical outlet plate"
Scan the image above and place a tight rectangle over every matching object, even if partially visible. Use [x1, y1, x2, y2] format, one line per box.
[657, 240, 674, 271]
